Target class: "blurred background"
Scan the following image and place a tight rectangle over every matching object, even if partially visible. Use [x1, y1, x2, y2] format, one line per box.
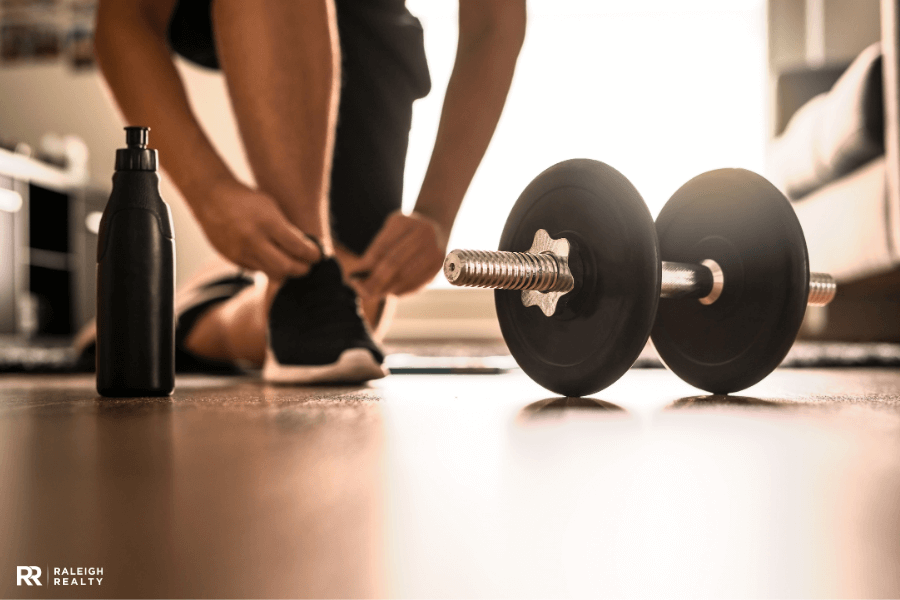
[0, 0, 891, 344]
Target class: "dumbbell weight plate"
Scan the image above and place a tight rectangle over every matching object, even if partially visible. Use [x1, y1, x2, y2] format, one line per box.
[497, 159, 660, 397]
[651, 169, 810, 394]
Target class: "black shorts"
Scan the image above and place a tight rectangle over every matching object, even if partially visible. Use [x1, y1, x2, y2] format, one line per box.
[167, 0, 431, 255]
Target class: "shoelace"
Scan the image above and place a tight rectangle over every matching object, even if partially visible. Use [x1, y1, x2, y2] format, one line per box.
[269, 260, 378, 355]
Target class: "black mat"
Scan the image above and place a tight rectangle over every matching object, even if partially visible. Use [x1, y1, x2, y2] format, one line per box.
[382, 341, 900, 373]
[0, 336, 77, 373]
[1, 338, 899, 375]
[384, 341, 900, 372]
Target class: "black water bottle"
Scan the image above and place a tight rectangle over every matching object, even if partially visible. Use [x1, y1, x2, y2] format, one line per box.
[96, 127, 175, 397]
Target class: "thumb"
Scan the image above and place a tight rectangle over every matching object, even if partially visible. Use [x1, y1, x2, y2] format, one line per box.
[359, 216, 407, 271]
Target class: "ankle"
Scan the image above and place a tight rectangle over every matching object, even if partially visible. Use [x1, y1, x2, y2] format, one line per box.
[183, 305, 230, 361]
[265, 278, 282, 312]
[362, 294, 396, 341]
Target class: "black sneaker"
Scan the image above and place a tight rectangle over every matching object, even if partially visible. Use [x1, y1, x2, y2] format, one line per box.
[262, 258, 387, 384]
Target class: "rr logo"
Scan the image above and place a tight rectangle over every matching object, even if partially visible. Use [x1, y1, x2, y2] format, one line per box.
[17, 566, 42, 586]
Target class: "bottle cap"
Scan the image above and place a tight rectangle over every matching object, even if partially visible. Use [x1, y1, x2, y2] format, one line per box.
[115, 126, 158, 171]
[125, 126, 149, 148]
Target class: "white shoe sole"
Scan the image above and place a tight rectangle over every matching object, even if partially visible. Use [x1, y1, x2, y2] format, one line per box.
[262, 347, 388, 385]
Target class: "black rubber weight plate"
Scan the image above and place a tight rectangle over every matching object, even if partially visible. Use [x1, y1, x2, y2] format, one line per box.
[497, 159, 660, 397]
[651, 169, 809, 394]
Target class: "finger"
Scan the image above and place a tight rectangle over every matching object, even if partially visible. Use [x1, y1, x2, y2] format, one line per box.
[384, 230, 444, 296]
[346, 277, 366, 299]
[230, 243, 265, 274]
[267, 221, 321, 264]
[362, 241, 417, 296]
[252, 239, 311, 280]
[393, 261, 440, 296]
[380, 250, 428, 295]
[363, 236, 424, 297]
[348, 270, 371, 282]
[358, 255, 398, 297]
[383, 248, 439, 296]
[358, 216, 413, 271]
[370, 223, 441, 295]
[230, 252, 261, 274]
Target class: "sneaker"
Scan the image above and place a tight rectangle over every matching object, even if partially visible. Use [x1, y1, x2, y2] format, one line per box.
[262, 258, 387, 384]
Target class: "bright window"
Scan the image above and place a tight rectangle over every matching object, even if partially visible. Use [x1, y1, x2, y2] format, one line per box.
[404, 0, 767, 286]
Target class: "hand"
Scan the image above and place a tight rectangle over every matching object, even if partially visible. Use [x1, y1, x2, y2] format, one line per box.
[354, 211, 448, 297]
[193, 178, 321, 279]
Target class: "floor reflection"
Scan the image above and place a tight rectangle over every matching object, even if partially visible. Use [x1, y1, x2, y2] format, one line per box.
[520, 396, 629, 419]
[0, 378, 385, 598]
[667, 394, 788, 410]
[94, 396, 173, 412]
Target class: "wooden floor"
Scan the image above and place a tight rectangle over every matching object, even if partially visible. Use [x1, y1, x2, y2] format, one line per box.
[1, 368, 899, 598]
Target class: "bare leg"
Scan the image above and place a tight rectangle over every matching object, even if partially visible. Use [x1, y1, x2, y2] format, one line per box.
[184, 0, 394, 365]
[182, 0, 339, 363]
[212, 0, 340, 275]
[182, 277, 268, 365]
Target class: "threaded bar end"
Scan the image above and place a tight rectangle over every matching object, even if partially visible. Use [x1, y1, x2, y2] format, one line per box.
[443, 249, 572, 292]
[808, 272, 837, 306]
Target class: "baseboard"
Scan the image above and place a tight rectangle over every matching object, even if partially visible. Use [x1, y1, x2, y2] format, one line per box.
[384, 287, 503, 341]
[797, 268, 900, 342]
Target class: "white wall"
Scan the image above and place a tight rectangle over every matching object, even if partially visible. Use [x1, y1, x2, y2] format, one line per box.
[413, 0, 768, 254]
[768, 0, 881, 71]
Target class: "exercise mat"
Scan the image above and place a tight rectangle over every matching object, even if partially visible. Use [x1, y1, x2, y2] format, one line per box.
[1, 338, 899, 374]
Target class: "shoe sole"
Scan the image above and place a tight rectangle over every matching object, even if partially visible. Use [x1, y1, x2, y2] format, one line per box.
[262, 347, 388, 385]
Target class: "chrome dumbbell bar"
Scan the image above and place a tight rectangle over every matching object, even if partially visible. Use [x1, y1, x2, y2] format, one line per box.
[444, 230, 837, 316]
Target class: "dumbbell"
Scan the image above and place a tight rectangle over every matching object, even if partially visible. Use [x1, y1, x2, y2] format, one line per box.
[443, 159, 836, 397]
